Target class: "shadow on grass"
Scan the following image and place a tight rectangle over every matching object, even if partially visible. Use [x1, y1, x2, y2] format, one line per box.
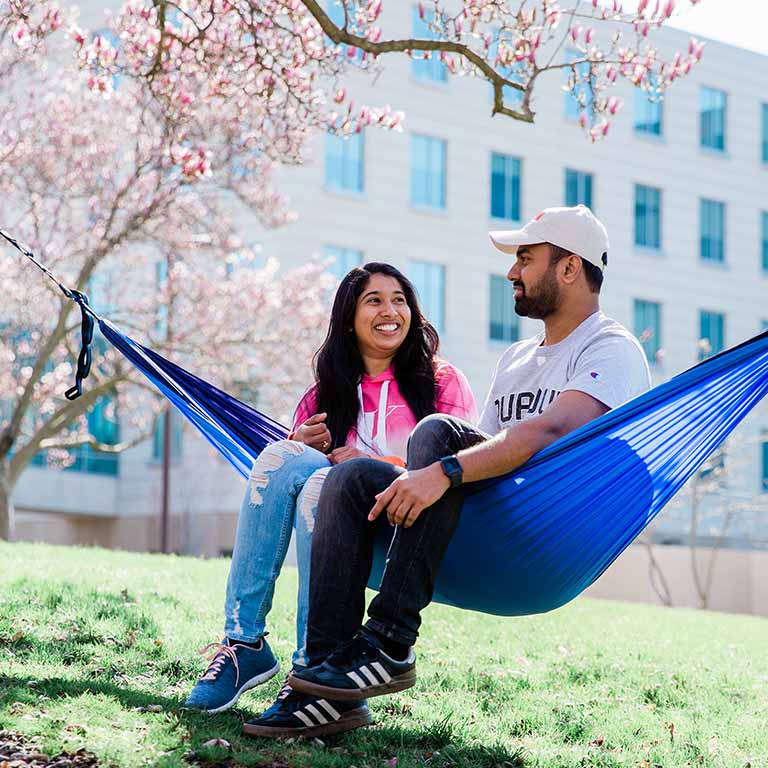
[0, 673, 528, 768]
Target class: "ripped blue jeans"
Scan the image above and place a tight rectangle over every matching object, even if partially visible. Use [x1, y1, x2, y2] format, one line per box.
[224, 439, 331, 669]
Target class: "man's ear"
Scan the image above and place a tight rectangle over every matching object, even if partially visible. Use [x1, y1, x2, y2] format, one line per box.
[561, 254, 582, 285]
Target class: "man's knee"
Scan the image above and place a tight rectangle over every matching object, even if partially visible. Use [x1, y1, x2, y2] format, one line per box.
[407, 414, 460, 467]
[319, 458, 402, 512]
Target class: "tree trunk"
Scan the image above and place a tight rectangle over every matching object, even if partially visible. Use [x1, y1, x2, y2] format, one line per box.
[0, 459, 16, 541]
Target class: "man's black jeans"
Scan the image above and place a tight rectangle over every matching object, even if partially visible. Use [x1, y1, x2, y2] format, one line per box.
[305, 414, 489, 664]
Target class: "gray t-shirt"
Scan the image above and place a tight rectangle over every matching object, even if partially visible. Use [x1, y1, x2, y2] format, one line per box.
[478, 311, 651, 435]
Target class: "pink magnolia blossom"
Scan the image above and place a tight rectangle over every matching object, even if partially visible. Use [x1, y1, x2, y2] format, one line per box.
[0, 0, 69, 76]
[46, 0, 705, 147]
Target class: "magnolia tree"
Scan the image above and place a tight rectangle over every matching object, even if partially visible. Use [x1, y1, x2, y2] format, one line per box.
[63, 0, 707, 145]
[0, 50, 335, 540]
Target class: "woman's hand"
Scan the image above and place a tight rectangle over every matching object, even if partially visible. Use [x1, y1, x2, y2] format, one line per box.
[328, 446, 370, 464]
[293, 413, 332, 452]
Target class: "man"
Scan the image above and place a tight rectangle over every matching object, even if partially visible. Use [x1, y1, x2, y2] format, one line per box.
[243, 205, 651, 738]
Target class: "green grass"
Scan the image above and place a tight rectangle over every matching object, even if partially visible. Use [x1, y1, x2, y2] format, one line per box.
[1, 542, 767, 768]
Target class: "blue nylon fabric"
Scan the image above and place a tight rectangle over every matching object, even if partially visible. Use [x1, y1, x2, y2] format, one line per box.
[99, 319, 288, 479]
[99, 317, 768, 617]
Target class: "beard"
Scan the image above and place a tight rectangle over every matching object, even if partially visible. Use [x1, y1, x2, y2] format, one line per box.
[514, 266, 562, 319]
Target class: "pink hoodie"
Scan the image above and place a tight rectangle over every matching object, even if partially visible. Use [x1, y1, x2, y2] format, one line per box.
[292, 360, 477, 462]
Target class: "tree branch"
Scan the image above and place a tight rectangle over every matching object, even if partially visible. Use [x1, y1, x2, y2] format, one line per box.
[7, 375, 131, 485]
[38, 416, 159, 455]
[299, 0, 533, 122]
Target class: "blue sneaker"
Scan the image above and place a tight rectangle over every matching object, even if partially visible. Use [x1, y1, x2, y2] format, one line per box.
[183, 636, 280, 713]
[242, 677, 371, 738]
[289, 629, 415, 702]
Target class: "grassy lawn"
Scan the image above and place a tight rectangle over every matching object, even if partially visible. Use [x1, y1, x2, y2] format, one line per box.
[0, 542, 766, 768]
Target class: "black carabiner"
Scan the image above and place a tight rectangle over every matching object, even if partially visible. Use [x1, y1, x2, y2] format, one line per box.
[64, 291, 95, 401]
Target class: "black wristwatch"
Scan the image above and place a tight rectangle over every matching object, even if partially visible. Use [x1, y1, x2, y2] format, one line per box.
[439, 455, 464, 488]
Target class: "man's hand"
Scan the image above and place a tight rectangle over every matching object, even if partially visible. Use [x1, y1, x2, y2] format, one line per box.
[293, 413, 332, 452]
[368, 463, 450, 528]
[328, 446, 370, 464]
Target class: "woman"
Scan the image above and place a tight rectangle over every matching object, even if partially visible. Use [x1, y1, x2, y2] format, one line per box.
[184, 262, 476, 714]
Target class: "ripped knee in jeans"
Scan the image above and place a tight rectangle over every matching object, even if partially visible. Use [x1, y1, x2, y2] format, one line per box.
[297, 466, 332, 533]
[248, 440, 306, 505]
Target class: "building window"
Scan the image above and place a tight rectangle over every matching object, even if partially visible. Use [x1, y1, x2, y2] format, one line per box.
[564, 49, 594, 123]
[489, 275, 519, 343]
[59, 393, 120, 476]
[634, 86, 662, 136]
[153, 408, 183, 461]
[408, 260, 445, 332]
[411, 134, 446, 209]
[762, 211, 768, 273]
[700, 86, 726, 151]
[699, 310, 725, 360]
[490, 153, 521, 221]
[325, 132, 364, 193]
[633, 299, 662, 364]
[762, 437, 768, 492]
[565, 169, 593, 209]
[634, 184, 661, 249]
[489, 31, 525, 107]
[700, 199, 725, 263]
[324, 245, 362, 280]
[762, 103, 768, 164]
[411, 5, 447, 83]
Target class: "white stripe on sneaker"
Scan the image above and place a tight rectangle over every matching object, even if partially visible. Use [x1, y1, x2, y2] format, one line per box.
[371, 661, 392, 683]
[347, 670, 367, 688]
[305, 704, 328, 725]
[318, 699, 341, 720]
[294, 710, 314, 727]
[359, 665, 381, 686]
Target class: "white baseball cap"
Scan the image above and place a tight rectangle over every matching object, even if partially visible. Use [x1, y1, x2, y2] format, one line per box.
[489, 205, 609, 270]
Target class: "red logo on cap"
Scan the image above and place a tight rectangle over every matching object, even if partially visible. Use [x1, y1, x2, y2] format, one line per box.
[533, 211, 546, 221]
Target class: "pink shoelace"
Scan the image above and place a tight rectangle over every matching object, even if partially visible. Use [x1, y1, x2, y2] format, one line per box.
[198, 641, 243, 687]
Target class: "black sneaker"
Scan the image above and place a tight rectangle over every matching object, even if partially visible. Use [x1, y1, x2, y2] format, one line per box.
[242, 677, 371, 738]
[288, 629, 416, 701]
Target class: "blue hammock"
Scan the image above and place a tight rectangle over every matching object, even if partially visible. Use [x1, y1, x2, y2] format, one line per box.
[98, 318, 768, 617]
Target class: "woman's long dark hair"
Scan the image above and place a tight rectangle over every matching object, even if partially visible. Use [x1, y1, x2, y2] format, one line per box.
[309, 262, 440, 451]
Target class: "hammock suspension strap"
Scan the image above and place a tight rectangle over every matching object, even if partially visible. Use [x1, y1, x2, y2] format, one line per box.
[1, 228, 99, 401]
[64, 290, 95, 401]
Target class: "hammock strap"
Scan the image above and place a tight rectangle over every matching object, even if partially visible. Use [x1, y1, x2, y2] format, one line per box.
[1, 228, 101, 401]
[64, 290, 95, 401]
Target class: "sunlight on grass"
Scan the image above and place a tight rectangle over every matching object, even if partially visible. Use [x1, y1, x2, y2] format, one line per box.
[1, 542, 767, 767]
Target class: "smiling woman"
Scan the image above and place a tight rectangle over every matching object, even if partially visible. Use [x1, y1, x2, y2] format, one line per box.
[181, 261, 477, 729]
[353, 274, 412, 377]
